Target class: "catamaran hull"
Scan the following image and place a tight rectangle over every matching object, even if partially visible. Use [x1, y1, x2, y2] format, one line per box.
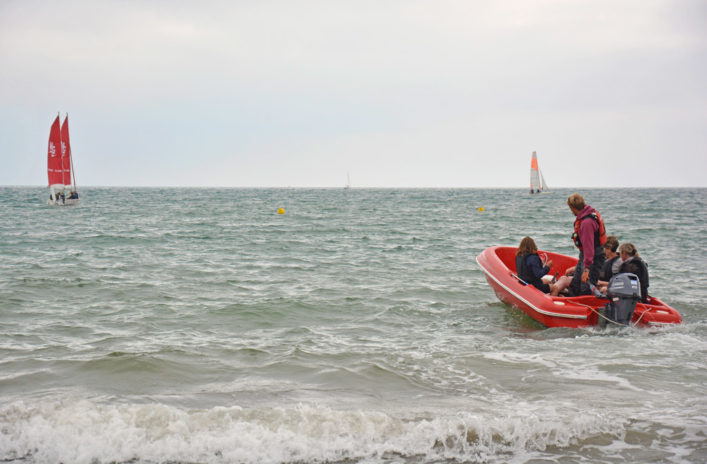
[47, 198, 79, 206]
[47, 186, 79, 206]
[476, 246, 682, 328]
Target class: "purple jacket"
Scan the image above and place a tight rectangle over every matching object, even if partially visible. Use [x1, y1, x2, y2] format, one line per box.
[575, 205, 599, 268]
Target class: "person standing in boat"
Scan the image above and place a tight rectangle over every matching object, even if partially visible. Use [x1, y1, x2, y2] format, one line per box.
[567, 193, 607, 296]
[515, 237, 572, 296]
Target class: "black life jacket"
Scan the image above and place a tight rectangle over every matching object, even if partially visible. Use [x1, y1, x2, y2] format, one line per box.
[515, 254, 542, 289]
[572, 211, 607, 250]
[600, 255, 620, 281]
[620, 257, 649, 302]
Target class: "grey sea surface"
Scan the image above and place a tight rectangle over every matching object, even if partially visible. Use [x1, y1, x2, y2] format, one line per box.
[1, 187, 705, 463]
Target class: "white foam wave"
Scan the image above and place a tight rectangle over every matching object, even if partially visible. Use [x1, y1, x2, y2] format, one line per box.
[1, 397, 625, 464]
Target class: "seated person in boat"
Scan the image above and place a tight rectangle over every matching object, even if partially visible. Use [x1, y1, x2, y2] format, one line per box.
[596, 236, 621, 293]
[515, 236, 572, 296]
[617, 242, 650, 303]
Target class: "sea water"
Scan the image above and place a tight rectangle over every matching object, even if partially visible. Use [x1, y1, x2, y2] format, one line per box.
[0, 187, 705, 464]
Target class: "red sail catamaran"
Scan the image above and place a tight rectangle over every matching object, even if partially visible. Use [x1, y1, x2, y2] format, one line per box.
[47, 113, 79, 205]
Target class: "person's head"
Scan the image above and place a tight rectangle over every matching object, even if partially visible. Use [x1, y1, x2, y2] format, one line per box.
[516, 236, 538, 256]
[618, 242, 639, 260]
[567, 193, 585, 215]
[603, 236, 619, 257]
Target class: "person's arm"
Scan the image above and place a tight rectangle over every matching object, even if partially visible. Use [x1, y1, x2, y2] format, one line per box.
[580, 220, 598, 268]
[527, 255, 549, 279]
[640, 261, 649, 298]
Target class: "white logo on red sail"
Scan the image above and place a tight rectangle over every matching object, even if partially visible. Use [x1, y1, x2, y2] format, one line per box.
[49, 142, 57, 157]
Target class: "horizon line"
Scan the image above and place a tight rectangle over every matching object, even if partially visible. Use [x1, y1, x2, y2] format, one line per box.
[3, 185, 706, 190]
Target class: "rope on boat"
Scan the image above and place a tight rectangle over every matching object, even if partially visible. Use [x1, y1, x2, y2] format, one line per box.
[630, 302, 653, 327]
[573, 301, 626, 327]
[575, 301, 655, 328]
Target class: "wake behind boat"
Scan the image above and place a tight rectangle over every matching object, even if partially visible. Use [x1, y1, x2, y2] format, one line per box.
[477, 246, 682, 328]
[47, 113, 79, 206]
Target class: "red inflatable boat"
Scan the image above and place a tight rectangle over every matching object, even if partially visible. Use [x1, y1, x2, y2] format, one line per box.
[476, 246, 682, 328]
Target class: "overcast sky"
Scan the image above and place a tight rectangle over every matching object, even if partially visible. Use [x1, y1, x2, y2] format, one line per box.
[1, 0, 705, 188]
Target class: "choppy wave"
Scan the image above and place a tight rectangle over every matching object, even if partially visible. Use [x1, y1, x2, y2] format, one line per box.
[4, 396, 702, 464]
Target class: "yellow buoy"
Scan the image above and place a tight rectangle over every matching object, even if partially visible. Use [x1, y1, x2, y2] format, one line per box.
[277, 208, 285, 215]
[477, 206, 485, 212]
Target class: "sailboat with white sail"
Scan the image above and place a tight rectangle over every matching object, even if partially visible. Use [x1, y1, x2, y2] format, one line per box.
[529, 151, 550, 194]
[47, 113, 79, 205]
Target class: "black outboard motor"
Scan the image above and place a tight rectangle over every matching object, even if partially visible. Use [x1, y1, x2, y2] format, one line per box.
[597, 273, 641, 328]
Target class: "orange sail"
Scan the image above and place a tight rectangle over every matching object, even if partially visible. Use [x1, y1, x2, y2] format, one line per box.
[529, 151, 550, 193]
[529, 151, 541, 193]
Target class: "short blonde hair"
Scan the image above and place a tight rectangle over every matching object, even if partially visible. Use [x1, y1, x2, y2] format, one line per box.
[567, 193, 585, 210]
[618, 242, 639, 257]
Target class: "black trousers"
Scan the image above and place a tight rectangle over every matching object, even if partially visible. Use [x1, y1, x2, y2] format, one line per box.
[569, 246, 606, 296]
